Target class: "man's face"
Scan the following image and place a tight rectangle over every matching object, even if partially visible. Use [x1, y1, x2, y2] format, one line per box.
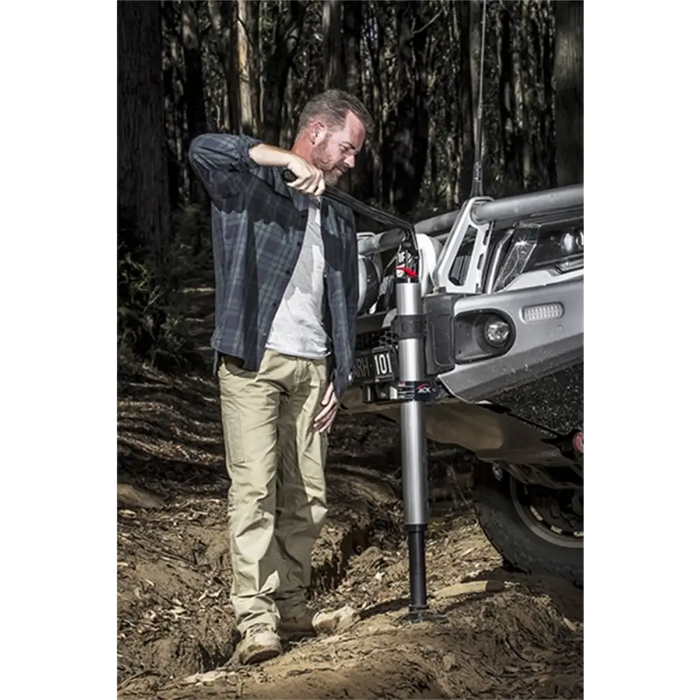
[309, 112, 366, 186]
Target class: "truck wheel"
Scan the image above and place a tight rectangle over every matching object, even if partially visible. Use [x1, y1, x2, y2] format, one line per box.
[471, 465, 583, 586]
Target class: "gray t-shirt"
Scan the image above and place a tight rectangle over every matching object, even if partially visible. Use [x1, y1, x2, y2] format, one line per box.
[266, 198, 329, 359]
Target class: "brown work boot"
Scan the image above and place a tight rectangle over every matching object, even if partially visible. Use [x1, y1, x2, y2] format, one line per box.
[278, 605, 360, 640]
[237, 624, 283, 665]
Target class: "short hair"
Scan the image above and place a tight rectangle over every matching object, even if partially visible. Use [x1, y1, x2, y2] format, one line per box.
[297, 89, 375, 137]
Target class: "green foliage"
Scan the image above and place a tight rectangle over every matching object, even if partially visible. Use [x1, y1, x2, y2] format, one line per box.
[117, 207, 210, 371]
[170, 203, 213, 282]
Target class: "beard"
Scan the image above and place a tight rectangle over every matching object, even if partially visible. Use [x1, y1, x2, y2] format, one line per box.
[310, 138, 347, 185]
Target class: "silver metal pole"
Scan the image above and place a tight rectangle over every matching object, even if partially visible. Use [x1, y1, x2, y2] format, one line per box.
[395, 276, 430, 613]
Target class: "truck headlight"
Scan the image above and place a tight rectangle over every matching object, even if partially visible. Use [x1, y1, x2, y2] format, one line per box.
[492, 224, 583, 292]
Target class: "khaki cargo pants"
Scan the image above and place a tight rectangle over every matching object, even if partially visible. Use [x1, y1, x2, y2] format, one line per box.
[218, 349, 329, 635]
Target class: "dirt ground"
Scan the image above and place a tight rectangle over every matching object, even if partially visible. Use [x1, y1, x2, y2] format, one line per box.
[117, 286, 583, 699]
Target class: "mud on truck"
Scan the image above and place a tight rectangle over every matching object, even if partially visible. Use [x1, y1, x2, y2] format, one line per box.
[343, 185, 584, 588]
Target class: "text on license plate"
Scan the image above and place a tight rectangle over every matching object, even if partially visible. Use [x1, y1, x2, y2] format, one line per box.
[354, 350, 394, 381]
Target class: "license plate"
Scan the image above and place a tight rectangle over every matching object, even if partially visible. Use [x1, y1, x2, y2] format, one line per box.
[353, 349, 395, 383]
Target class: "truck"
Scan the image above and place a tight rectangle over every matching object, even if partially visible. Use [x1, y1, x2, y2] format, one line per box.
[343, 184, 584, 586]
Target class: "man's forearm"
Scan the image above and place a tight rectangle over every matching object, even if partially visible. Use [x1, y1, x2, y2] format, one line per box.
[250, 144, 326, 197]
[248, 143, 297, 169]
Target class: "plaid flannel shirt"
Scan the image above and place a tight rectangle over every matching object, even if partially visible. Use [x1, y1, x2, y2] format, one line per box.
[189, 133, 359, 399]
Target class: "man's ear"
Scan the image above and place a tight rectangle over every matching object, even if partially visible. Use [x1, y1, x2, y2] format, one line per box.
[309, 120, 327, 145]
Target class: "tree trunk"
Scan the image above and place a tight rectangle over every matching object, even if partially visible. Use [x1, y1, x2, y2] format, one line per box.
[237, 0, 256, 134]
[281, 73, 296, 149]
[117, 0, 170, 267]
[162, 1, 183, 212]
[542, 0, 557, 187]
[412, 12, 430, 211]
[207, 0, 239, 134]
[498, 5, 519, 192]
[257, 0, 267, 131]
[227, 1, 240, 133]
[264, 0, 307, 145]
[168, 19, 186, 198]
[181, 2, 208, 139]
[343, 0, 362, 94]
[429, 118, 438, 205]
[248, 0, 261, 131]
[343, 0, 364, 194]
[367, 2, 387, 201]
[513, 1, 532, 191]
[181, 1, 208, 205]
[382, 1, 429, 215]
[530, 1, 549, 189]
[323, 0, 343, 90]
[553, 0, 583, 186]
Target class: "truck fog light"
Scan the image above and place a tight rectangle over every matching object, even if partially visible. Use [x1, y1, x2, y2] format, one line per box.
[484, 318, 510, 347]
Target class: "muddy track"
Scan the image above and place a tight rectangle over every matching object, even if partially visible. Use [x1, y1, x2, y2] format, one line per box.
[117, 480, 581, 698]
[116, 463, 404, 690]
[117, 285, 582, 698]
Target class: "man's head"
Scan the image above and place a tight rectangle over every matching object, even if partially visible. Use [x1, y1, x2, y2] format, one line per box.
[293, 90, 374, 186]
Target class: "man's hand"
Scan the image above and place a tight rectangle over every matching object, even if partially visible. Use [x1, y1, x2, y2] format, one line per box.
[248, 144, 325, 197]
[285, 154, 326, 197]
[314, 382, 340, 434]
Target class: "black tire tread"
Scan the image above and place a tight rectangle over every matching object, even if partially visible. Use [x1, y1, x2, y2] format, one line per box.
[472, 467, 583, 586]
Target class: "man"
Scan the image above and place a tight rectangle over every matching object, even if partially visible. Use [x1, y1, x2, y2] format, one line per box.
[189, 90, 373, 665]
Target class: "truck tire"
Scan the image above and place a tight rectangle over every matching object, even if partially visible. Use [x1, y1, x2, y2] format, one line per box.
[472, 465, 583, 586]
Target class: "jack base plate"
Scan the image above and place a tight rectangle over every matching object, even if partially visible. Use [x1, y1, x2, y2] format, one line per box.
[399, 607, 447, 625]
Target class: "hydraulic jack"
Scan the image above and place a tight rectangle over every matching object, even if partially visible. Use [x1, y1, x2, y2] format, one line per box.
[292, 173, 439, 620]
